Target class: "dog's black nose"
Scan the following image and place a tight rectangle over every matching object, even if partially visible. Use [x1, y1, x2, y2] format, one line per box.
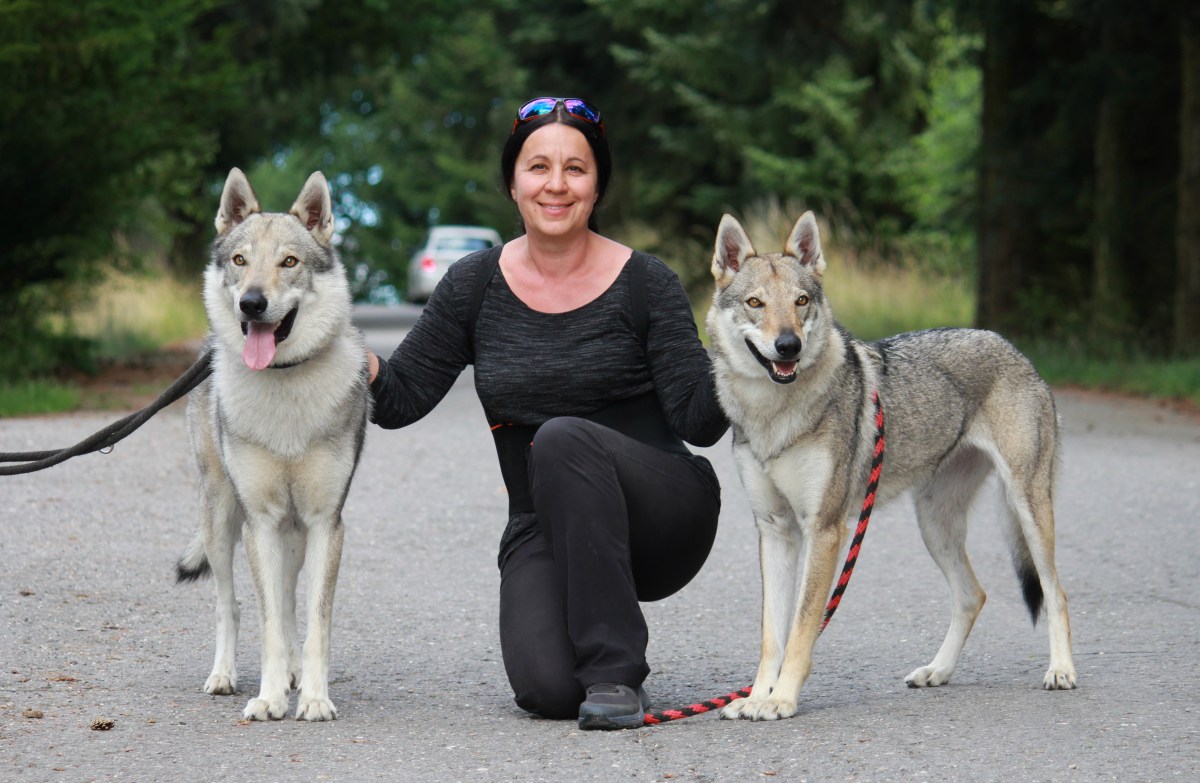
[775, 332, 802, 359]
[240, 290, 268, 317]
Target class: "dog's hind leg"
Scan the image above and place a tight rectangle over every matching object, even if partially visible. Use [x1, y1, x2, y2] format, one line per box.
[905, 448, 991, 688]
[996, 454, 1077, 689]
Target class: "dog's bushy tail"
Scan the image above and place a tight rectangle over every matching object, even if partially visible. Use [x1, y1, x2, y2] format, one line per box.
[1003, 515, 1044, 625]
[175, 531, 211, 583]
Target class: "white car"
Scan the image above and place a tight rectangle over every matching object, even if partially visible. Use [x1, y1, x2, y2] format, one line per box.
[406, 225, 503, 303]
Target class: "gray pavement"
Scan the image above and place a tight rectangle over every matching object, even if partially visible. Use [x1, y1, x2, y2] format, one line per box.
[2, 314, 1199, 781]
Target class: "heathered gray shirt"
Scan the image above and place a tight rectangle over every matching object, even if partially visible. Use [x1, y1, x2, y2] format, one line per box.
[369, 246, 728, 448]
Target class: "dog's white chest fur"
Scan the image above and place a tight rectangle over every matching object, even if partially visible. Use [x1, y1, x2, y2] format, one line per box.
[211, 333, 363, 460]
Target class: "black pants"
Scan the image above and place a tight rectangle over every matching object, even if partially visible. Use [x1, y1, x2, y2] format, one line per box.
[498, 417, 721, 719]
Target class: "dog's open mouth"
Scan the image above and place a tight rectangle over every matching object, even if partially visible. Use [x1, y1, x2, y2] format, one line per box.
[745, 339, 799, 384]
[241, 307, 298, 370]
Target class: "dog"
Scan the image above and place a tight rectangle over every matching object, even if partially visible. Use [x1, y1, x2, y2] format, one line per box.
[175, 168, 370, 721]
[706, 211, 1077, 722]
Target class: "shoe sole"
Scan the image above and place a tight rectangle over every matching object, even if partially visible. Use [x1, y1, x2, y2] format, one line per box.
[577, 710, 645, 730]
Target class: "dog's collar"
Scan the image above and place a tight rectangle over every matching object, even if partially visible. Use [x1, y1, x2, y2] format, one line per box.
[268, 357, 309, 370]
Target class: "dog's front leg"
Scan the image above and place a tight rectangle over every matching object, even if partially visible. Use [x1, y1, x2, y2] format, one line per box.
[731, 520, 842, 721]
[763, 522, 844, 719]
[294, 515, 344, 721]
[722, 513, 800, 720]
[241, 508, 293, 721]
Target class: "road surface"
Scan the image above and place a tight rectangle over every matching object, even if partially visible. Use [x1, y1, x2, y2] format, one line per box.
[1, 309, 1197, 781]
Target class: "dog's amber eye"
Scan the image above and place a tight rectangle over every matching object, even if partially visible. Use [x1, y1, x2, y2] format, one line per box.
[282, 256, 299, 268]
[746, 297, 763, 308]
[796, 294, 810, 307]
[232, 254, 246, 266]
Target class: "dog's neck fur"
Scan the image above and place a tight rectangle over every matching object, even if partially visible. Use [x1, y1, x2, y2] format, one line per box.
[716, 321, 854, 463]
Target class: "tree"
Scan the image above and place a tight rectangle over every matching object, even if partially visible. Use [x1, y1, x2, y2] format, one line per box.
[1178, 2, 1200, 355]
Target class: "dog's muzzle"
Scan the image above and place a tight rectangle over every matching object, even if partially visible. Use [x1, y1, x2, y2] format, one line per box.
[745, 338, 800, 384]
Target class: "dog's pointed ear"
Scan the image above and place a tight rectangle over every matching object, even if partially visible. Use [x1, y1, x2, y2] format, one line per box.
[712, 214, 755, 283]
[215, 168, 261, 236]
[785, 211, 826, 278]
[290, 171, 335, 243]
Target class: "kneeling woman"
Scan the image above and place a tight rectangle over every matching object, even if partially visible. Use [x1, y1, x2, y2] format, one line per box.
[367, 97, 727, 729]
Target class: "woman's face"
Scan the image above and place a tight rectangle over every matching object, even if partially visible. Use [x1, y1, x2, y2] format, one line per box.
[509, 122, 599, 241]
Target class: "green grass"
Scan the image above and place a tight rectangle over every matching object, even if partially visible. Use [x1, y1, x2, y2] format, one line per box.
[1, 268, 207, 418]
[54, 270, 207, 360]
[0, 379, 81, 417]
[1021, 342, 1200, 407]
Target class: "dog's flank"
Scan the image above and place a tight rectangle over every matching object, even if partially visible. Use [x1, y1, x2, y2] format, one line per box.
[178, 168, 370, 722]
[707, 211, 1076, 722]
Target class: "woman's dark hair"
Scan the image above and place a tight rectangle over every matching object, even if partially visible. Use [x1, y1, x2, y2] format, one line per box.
[500, 101, 612, 233]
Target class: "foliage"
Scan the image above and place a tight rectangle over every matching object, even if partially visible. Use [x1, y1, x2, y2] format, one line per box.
[4, 0, 1194, 386]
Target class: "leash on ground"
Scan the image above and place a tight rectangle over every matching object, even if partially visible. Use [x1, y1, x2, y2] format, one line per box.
[0, 351, 213, 476]
[643, 390, 885, 726]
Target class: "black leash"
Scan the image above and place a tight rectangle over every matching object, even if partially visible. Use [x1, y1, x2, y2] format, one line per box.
[0, 351, 213, 476]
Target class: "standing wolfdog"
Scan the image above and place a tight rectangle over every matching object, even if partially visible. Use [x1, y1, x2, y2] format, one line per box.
[175, 168, 369, 721]
[706, 212, 1076, 722]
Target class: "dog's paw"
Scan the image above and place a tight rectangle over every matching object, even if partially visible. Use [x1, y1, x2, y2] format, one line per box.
[904, 665, 953, 688]
[204, 672, 238, 696]
[720, 697, 796, 721]
[243, 695, 288, 721]
[295, 694, 337, 722]
[1042, 665, 1077, 690]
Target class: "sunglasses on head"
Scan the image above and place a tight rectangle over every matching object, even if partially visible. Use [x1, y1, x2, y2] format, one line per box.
[511, 97, 604, 135]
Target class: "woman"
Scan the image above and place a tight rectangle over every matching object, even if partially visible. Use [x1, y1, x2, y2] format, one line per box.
[368, 97, 728, 729]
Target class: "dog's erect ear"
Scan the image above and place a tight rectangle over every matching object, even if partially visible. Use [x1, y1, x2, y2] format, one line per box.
[290, 171, 335, 243]
[215, 168, 261, 236]
[785, 211, 826, 278]
[712, 214, 756, 283]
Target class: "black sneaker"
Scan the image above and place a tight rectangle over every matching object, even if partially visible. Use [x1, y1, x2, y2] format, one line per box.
[577, 683, 650, 730]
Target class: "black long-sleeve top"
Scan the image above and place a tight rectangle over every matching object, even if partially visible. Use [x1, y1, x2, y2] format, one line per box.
[369, 247, 728, 447]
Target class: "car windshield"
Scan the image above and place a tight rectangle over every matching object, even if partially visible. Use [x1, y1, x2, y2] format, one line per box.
[435, 236, 494, 252]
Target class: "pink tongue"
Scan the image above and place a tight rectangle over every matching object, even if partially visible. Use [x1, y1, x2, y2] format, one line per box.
[242, 322, 278, 370]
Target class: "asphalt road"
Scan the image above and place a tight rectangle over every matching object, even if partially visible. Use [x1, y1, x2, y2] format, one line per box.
[1, 310, 1198, 782]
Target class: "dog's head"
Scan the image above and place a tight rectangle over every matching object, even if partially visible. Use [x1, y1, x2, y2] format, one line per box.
[206, 168, 348, 370]
[705, 211, 829, 384]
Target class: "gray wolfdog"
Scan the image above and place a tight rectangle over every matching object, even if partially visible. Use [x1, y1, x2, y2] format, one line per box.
[175, 168, 369, 721]
[706, 212, 1076, 722]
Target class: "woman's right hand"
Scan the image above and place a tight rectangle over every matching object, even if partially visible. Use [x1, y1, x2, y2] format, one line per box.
[367, 350, 380, 383]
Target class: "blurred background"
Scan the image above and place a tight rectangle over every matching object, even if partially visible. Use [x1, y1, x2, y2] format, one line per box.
[2, 0, 1197, 414]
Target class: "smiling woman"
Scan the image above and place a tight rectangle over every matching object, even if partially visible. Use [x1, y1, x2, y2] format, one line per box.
[366, 97, 729, 730]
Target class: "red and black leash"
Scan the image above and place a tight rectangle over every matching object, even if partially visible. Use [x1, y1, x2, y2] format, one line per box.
[644, 390, 885, 725]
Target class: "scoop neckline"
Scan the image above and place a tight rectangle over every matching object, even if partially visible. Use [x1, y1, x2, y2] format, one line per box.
[495, 253, 635, 316]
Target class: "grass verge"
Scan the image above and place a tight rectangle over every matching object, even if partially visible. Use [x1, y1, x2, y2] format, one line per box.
[0, 379, 81, 418]
[1021, 342, 1200, 408]
[1, 269, 206, 418]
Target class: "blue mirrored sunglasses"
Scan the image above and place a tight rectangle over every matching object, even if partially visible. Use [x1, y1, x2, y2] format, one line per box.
[512, 97, 604, 135]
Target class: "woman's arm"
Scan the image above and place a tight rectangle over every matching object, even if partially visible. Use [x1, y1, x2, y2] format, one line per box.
[642, 259, 729, 447]
[368, 261, 475, 429]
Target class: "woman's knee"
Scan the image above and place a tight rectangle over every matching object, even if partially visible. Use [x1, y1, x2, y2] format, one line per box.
[512, 676, 584, 720]
[530, 417, 598, 464]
